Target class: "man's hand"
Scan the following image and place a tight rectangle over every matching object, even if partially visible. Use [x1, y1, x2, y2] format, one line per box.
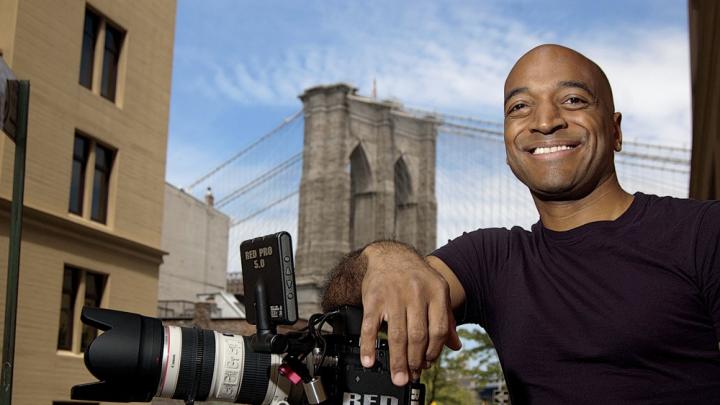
[360, 242, 463, 386]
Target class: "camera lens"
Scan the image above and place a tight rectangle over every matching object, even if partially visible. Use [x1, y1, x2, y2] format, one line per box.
[72, 307, 300, 404]
[157, 326, 283, 403]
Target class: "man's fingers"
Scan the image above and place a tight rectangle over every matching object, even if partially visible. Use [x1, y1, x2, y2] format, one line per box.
[360, 311, 381, 368]
[446, 312, 462, 351]
[425, 289, 451, 362]
[406, 304, 429, 373]
[387, 309, 409, 386]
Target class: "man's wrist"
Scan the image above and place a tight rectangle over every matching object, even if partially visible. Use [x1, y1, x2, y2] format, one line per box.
[363, 240, 421, 262]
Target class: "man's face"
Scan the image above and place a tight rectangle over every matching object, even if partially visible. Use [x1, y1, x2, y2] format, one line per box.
[503, 46, 622, 201]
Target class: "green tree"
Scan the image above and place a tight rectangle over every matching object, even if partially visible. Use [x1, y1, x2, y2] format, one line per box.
[421, 326, 502, 405]
[456, 326, 503, 386]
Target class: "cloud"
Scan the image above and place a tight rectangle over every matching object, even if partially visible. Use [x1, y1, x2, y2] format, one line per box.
[165, 141, 226, 188]
[572, 29, 691, 146]
[169, 1, 692, 277]
[191, 3, 690, 148]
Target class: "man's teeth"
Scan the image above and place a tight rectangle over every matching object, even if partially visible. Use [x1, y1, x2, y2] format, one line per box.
[532, 145, 575, 155]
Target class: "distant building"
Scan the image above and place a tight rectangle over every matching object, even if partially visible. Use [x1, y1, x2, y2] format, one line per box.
[158, 183, 229, 307]
[158, 291, 245, 320]
[0, 1, 175, 403]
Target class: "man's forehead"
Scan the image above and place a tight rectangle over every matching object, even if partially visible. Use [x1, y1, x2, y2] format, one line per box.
[504, 45, 602, 94]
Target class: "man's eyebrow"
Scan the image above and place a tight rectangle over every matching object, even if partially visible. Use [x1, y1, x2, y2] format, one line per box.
[558, 80, 596, 99]
[504, 87, 528, 105]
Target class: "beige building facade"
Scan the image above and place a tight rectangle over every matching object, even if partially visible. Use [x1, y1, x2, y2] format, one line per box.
[158, 184, 229, 308]
[0, 0, 175, 403]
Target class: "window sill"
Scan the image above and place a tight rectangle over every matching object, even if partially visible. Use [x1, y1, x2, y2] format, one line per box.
[67, 212, 113, 232]
[56, 350, 84, 359]
[78, 83, 123, 110]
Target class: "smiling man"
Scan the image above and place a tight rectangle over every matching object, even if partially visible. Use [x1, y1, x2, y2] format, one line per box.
[321, 44, 720, 403]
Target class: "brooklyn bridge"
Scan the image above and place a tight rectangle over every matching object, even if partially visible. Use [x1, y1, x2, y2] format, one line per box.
[182, 83, 690, 315]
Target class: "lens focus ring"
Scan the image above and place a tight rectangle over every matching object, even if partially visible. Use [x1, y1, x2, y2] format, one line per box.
[173, 328, 199, 400]
[236, 338, 270, 404]
[196, 329, 216, 401]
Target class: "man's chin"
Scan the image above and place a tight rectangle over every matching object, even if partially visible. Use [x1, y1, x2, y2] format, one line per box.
[527, 182, 589, 202]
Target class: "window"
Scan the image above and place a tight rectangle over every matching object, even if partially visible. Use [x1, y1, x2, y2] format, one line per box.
[69, 135, 89, 214]
[69, 132, 116, 224]
[57, 269, 80, 351]
[100, 23, 124, 101]
[78, 7, 125, 102]
[91, 144, 114, 223]
[81, 272, 105, 350]
[57, 266, 107, 352]
[79, 9, 99, 89]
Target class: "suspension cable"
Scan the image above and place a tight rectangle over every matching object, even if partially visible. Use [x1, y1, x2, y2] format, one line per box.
[216, 153, 302, 208]
[185, 110, 302, 191]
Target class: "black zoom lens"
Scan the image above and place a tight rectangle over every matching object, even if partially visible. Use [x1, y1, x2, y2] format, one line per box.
[71, 307, 300, 404]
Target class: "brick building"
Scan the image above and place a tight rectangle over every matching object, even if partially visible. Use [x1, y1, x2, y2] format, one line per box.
[0, 1, 175, 403]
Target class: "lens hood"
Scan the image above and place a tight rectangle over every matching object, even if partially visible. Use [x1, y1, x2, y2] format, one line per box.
[71, 307, 164, 402]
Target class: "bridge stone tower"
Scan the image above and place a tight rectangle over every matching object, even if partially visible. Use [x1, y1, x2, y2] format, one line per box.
[295, 83, 439, 317]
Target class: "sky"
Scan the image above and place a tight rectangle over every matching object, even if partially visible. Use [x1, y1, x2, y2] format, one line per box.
[167, 0, 692, 189]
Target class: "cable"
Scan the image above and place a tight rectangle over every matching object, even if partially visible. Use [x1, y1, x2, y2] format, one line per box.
[216, 153, 302, 208]
[230, 191, 299, 227]
[185, 110, 302, 190]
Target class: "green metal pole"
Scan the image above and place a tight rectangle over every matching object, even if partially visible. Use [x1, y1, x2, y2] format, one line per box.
[1, 80, 29, 405]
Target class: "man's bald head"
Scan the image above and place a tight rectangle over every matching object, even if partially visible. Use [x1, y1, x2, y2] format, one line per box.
[505, 44, 615, 113]
[501, 44, 624, 201]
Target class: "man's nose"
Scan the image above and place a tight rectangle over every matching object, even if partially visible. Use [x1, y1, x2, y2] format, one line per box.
[530, 102, 567, 135]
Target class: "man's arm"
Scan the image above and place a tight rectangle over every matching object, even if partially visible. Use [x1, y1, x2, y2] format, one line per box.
[322, 240, 466, 386]
[321, 247, 367, 311]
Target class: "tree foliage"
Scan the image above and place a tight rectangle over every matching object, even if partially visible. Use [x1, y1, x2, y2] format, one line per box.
[421, 326, 503, 405]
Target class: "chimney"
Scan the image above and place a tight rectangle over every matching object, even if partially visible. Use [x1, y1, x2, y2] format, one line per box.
[204, 187, 214, 207]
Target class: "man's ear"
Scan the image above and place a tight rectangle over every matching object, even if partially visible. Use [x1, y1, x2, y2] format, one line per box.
[613, 112, 623, 152]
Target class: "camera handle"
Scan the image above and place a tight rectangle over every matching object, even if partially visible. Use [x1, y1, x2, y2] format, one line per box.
[251, 282, 290, 353]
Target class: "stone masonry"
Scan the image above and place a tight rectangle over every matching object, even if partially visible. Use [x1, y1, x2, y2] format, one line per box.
[295, 83, 439, 317]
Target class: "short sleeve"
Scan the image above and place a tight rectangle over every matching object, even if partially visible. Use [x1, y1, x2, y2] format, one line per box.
[431, 228, 511, 327]
[695, 201, 720, 340]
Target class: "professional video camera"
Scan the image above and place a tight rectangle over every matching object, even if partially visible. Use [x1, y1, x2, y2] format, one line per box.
[71, 232, 425, 405]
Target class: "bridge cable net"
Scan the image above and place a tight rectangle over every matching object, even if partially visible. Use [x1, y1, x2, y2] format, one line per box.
[433, 113, 690, 247]
[186, 106, 690, 274]
[185, 110, 304, 273]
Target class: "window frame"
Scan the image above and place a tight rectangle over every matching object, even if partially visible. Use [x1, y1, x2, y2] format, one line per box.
[68, 132, 116, 225]
[69, 134, 90, 215]
[78, 8, 100, 89]
[100, 21, 125, 102]
[78, 6, 126, 105]
[57, 268, 80, 351]
[57, 265, 108, 354]
[90, 142, 115, 223]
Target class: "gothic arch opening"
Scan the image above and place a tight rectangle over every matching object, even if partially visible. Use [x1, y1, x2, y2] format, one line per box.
[350, 145, 374, 249]
[394, 157, 416, 243]
[395, 158, 412, 207]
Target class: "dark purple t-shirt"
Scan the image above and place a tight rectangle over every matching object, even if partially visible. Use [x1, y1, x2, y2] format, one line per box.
[433, 193, 720, 404]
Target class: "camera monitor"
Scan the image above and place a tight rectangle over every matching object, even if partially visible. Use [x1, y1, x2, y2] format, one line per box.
[240, 231, 297, 325]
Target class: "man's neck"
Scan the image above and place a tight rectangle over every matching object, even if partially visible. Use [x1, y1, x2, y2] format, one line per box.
[533, 174, 635, 232]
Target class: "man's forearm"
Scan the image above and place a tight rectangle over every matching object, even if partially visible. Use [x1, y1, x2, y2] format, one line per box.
[321, 240, 419, 312]
[321, 247, 367, 311]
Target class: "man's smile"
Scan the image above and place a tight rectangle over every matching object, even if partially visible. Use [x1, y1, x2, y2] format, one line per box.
[522, 140, 582, 160]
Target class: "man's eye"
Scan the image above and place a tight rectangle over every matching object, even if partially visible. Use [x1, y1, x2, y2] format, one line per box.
[563, 96, 587, 105]
[507, 103, 527, 114]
